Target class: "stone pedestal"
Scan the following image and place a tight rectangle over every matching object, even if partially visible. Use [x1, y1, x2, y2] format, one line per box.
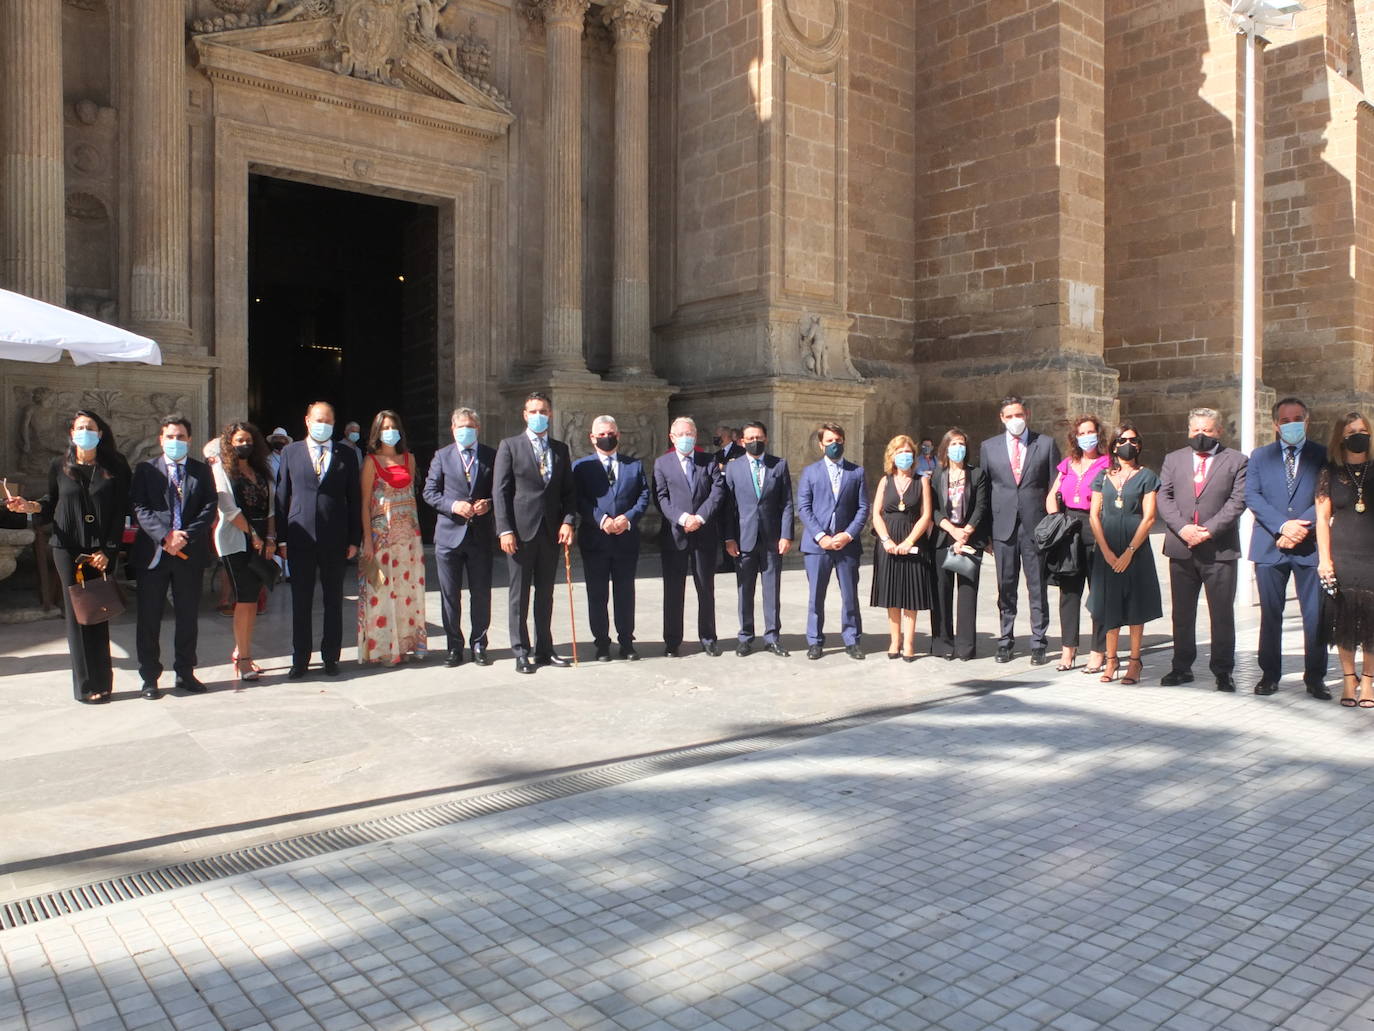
[0, 527, 35, 583]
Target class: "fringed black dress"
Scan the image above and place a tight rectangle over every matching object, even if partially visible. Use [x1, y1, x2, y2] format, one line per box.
[1319, 463, 1374, 650]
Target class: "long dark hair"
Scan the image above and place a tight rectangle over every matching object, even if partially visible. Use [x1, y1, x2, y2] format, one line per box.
[368, 410, 408, 455]
[219, 421, 271, 482]
[1106, 420, 1143, 472]
[62, 410, 128, 481]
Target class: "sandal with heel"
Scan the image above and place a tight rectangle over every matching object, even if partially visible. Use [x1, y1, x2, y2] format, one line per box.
[1121, 654, 1144, 685]
[1359, 669, 1374, 708]
[1340, 672, 1359, 707]
[1099, 657, 1119, 683]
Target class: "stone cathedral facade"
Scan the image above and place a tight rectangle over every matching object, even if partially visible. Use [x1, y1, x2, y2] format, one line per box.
[0, 0, 1371, 486]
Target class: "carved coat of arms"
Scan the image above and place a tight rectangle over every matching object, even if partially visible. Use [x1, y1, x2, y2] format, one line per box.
[334, 0, 407, 85]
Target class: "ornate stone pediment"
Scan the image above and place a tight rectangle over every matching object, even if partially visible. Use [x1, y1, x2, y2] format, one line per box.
[191, 0, 511, 119]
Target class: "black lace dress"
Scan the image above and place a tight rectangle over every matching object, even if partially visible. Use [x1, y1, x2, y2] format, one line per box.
[869, 475, 933, 610]
[1319, 465, 1374, 649]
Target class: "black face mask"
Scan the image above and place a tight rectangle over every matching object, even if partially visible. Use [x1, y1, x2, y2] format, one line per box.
[920, 444, 934, 455]
[744, 440, 766, 457]
[711, 436, 722, 447]
[232, 443, 254, 460]
[1345, 432, 1371, 455]
[594, 434, 618, 453]
[1189, 433, 1217, 453]
[1115, 441, 1140, 462]
[270, 440, 286, 452]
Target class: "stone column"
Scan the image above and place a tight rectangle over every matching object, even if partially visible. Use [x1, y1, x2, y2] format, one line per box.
[537, 0, 591, 373]
[128, 1, 191, 344]
[0, 0, 65, 303]
[604, 0, 664, 381]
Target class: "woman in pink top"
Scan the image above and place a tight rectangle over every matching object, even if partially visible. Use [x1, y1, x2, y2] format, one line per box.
[1047, 415, 1111, 672]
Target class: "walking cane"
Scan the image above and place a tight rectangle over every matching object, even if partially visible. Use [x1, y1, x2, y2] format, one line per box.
[563, 540, 579, 666]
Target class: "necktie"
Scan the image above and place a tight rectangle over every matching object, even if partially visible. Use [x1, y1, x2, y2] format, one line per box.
[312, 444, 325, 478]
[1284, 446, 1297, 491]
[1011, 436, 1023, 486]
[171, 463, 184, 531]
[537, 437, 550, 484]
[683, 455, 695, 486]
[461, 447, 475, 484]
[604, 457, 616, 484]
[1194, 453, 1209, 499]
[753, 459, 764, 499]
[829, 461, 841, 498]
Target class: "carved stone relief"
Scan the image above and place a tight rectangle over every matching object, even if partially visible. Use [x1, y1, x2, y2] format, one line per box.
[10, 385, 198, 474]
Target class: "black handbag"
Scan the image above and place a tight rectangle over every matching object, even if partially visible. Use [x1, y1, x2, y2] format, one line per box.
[247, 548, 281, 590]
[941, 545, 982, 580]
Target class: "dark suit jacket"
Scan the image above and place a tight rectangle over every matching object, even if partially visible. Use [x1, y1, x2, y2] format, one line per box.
[716, 442, 745, 466]
[493, 431, 576, 542]
[654, 450, 725, 551]
[130, 456, 217, 569]
[796, 458, 869, 557]
[978, 430, 1061, 542]
[930, 465, 990, 551]
[423, 442, 496, 551]
[41, 456, 130, 560]
[574, 452, 650, 554]
[1246, 439, 1325, 565]
[722, 453, 794, 552]
[1157, 445, 1248, 562]
[274, 439, 363, 554]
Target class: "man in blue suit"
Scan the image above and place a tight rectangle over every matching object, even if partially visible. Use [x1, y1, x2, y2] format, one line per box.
[129, 415, 217, 698]
[797, 422, 869, 660]
[654, 416, 726, 657]
[723, 420, 793, 656]
[276, 401, 362, 679]
[1246, 396, 1330, 699]
[423, 406, 496, 668]
[574, 415, 651, 661]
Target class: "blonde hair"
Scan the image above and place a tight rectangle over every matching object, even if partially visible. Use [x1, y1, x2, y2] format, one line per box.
[883, 434, 917, 475]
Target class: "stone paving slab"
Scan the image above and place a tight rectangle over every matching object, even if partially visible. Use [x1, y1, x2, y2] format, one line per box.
[3, 654, 1373, 1030]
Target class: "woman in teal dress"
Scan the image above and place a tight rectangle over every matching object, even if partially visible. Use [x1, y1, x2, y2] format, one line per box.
[1088, 421, 1163, 685]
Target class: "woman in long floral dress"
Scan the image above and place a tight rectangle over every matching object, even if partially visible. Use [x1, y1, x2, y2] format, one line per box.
[358, 410, 427, 664]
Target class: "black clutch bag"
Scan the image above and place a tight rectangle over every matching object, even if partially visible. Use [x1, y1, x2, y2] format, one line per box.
[247, 550, 281, 590]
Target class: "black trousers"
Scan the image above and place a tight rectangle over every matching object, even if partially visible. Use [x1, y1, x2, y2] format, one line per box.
[735, 541, 783, 643]
[507, 529, 558, 658]
[1169, 555, 1238, 676]
[289, 545, 346, 666]
[994, 527, 1050, 649]
[53, 547, 115, 700]
[135, 553, 205, 683]
[436, 539, 493, 652]
[662, 543, 717, 649]
[583, 546, 638, 649]
[1057, 509, 1106, 652]
[934, 547, 980, 659]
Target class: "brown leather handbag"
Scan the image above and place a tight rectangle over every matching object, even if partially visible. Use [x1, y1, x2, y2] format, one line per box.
[67, 558, 126, 626]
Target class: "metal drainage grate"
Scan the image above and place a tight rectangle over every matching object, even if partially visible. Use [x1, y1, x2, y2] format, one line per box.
[0, 697, 936, 932]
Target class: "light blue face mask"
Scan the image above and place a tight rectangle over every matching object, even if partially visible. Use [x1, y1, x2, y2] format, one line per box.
[454, 426, 478, 448]
[674, 435, 696, 455]
[894, 452, 915, 471]
[162, 439, 189, 462]
[526, 412, 549, 434]
[947, 444, 967, 464]
[1277, 422, 1306, 447]
[71, 429, 100, 451]
[308, 421, 333, 443]
[1077, 434, 1099, 452]
[380, 428, 401, 447]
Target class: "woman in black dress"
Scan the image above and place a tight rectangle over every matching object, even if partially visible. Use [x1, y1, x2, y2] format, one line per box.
[870, 435, 933, 660]
[930, 428, 988, 661]
[6, 411, 131, 703]
[1315, 411, 1374, 707]
[212, 422, 277, 681]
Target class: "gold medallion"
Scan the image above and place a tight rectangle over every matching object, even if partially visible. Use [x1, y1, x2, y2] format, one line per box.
[898, 501, 906, 512]
[1359, 502, 1367, 514]
[1115, 496, 1124, 509]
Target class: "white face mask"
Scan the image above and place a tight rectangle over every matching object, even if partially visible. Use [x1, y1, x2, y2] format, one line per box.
[1004, 416, 1027, 437]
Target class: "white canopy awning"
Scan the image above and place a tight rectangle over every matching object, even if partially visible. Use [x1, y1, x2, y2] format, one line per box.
[0, 289, 162, 366]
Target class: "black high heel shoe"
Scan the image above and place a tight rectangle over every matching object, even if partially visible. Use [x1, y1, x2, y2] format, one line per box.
[1340, 672, 1359, 707]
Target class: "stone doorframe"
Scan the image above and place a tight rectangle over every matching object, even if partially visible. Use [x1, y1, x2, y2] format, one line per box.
[210, 117, 501, 429]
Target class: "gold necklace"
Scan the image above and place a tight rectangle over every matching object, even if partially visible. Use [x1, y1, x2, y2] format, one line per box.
[1110, 466, 1138, 509]
[893, 473, 912, 512]
[1351, 462, 1369, 513]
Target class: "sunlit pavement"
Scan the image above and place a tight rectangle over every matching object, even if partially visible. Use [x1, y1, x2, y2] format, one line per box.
[4, 547, 1374, 1030]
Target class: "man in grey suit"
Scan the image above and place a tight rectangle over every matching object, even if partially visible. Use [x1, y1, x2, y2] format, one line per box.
[1157, 406, 1249, 692]
[723, 420, 794, 656]
[980, 396, 1061, 664]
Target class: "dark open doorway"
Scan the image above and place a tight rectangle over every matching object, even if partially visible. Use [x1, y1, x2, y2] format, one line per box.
[247, 174, 440, 534]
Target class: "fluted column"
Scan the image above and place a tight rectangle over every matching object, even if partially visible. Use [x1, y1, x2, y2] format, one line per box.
[604, 0, 664, 380]
[538, 0, 591, 372]
[0, 0, 65, 304]
[128, 0, 190, 343]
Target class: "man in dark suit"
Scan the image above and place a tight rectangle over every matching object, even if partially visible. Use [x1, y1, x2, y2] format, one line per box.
[1158, 406, 1249, 692]
[979, 395, 1061, 664]
[573, 415, 651, 661]
[1246, 397, 1329, 698]
[715, 425, 745, 465]
[493, 391, 576, 674]
[276, 401, 362, 679]
[423, 406, 496, 668]
[723, 420, 793, 656]
[654, 416, 726, 656]
[130, 415, 217, 698]
[797, 422, 869, 660]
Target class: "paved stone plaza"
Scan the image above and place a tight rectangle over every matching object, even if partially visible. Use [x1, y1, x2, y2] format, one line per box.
[3, 555, 1374, 1030]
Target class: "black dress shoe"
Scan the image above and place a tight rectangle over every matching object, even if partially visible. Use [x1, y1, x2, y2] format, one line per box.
[806, 645, 823, 660]
[140, 683, 163, 700]
[1030, 648, 1048, 666]
[471, 645, 491, 667]
[1160, 670, 1194, 686]
[664, 647, 680, 658]
[445, 650, 464, 668]
[995, 645, 1013, 663]
[765, 642, 790, 657]
[595, 648, 612, 662]
[703, 642, 722, 657]
[322, 660, 340, 676]
[1215, 674, 1236, 693]
[1306, 680, 1332, 700]
[287, 664, 307, 680]
[537, 653, 572, 667]
[736, 641, 753, 657]
[845, 645, 865, 661]
[1254, 679, 1279, 696]
[620, 646, 640, 661]
[514, 656, 537, 674]
[174, 675, 207, 694]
